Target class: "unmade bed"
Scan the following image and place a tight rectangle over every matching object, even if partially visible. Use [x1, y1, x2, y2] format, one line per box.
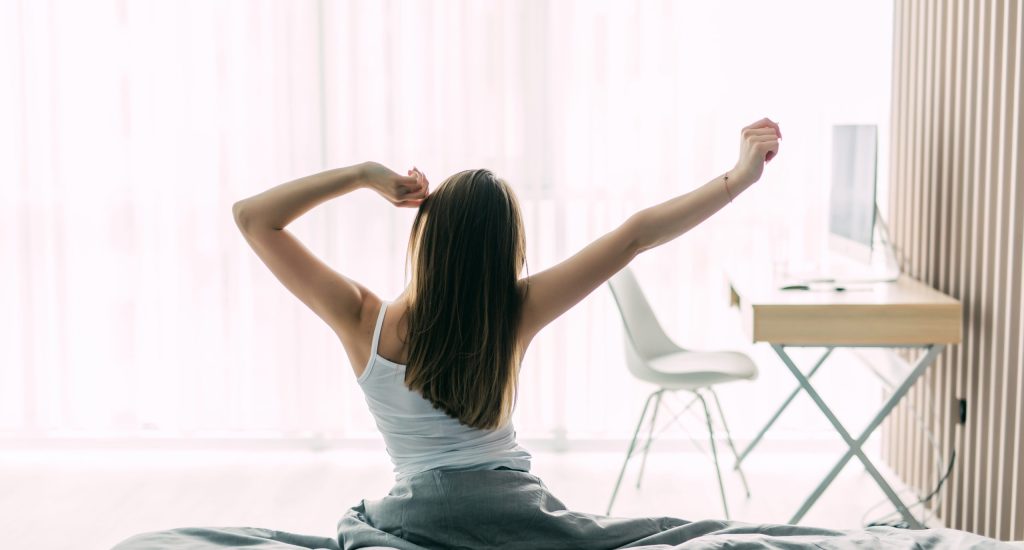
[111, 468, 1016, 549]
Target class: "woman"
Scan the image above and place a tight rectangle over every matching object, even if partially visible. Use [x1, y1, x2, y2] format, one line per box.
[232, 117, 778, 548]
[113, 118, 1005, 548]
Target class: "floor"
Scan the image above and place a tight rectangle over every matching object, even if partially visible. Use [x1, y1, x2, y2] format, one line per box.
[1, 445, 935, 550]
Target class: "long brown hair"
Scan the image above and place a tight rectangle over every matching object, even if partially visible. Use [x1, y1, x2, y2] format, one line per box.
[403, 169, 527, 430]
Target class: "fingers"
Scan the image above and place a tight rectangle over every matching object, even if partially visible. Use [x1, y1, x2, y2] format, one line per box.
[743, 127, 778, 139]
[408, 166, 425, 180]
[397, 184, 427, 198]
[397, 179, 417, 192]
[414, 166, 429, 194]
[743, 117, 782, 139]
[397, 174, 429, 201]
[407, 166, 430, 191]
[399, 166, 429, 191]
[750, 134, 780, 160]
[389, 165, 429, 208]
[753, 137, 780, 162]
[753, 138, 780, 152]
[391, 190, 425, 207]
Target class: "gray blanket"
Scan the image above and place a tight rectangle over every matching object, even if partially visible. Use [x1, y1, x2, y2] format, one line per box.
[112, 468, 1014, 549]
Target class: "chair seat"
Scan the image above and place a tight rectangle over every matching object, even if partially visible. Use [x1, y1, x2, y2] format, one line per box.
[639, 350, 758, 390]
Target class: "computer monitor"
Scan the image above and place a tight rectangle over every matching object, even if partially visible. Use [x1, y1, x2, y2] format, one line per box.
[828, 125, 878, 264]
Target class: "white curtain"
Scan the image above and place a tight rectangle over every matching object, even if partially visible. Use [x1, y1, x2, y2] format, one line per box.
[1, 0, 892, 444]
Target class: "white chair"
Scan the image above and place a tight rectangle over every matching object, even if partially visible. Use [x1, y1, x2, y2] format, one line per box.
[606, 267, 757, 519]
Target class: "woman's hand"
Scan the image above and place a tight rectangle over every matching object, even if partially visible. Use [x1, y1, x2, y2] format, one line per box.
[731, 118, 782, 186]
[361, 161, 430, 208]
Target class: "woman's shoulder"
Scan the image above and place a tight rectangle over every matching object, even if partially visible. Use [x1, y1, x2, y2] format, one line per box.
[339, 292, 384, 378]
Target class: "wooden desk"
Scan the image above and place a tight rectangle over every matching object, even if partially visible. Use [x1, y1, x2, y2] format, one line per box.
[727, 273, 962, 528]
[728, 274, 962, 346]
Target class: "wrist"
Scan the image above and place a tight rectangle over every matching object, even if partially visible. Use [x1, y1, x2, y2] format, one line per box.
[351, 162, 374, 189]
[325, 163, 370, 195]
[728, 165, 756, 189]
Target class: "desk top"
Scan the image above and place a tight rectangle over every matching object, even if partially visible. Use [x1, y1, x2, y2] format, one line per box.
[728, 273, 962, 346]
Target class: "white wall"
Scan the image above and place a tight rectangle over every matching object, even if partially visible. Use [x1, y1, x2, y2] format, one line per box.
[0, 0, 893, 446]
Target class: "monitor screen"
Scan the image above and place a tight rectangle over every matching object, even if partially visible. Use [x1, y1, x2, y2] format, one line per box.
[829, 125, 878, 253]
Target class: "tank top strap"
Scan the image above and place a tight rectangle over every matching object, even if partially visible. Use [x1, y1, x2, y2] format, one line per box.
[358, 301, 390, 384]
[369, 301, 389, 360]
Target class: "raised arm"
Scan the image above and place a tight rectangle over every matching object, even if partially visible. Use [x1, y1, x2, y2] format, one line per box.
[232, 161, 427, 369]
[517, 118, 782, 348]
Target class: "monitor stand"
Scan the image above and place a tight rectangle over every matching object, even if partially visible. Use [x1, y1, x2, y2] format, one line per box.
[781, 204, 901, 287]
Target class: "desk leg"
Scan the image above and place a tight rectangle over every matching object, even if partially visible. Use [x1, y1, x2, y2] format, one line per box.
[734, 347, 834, 470]
[772, 344, 944, 529]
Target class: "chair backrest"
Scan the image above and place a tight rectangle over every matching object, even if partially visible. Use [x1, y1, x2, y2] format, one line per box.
[607, 267, 681, 361]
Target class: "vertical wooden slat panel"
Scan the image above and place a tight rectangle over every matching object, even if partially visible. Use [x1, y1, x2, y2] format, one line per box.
[944, 0, 961, 523]
[964, 0, 984, 532]
[940, 0, 953, 523]
[914, 0, 927, 281]
[915, 0, 927, 279]
[976, 0, 998, 535]
[903, 0, 917, 482]
[958, 0, 978, 531]
[958, 0, 977, 530]
[1007, 1, 1024, 539]
[944, 0, 961, 525]
[927, 0, 943, 497]
[986, 0, 1009, 538]
[978, 0, 998, 536]
[921, 0, 936, 505]
[923, 0, 938, 494]
[893, 0, 916, 486]
[995, 1, 1020, 539]
[937, 0, 958, 518]
[994, 1, 1010, 538]
[888, 0, 1024, 540]
[908, 0, 924, 493]
[950, 0, 967, 528]
[948, 0, 968, 527]
[913, 0, 930, 496]
[905, 0, 925, 486]
[925, 0, 946, 511]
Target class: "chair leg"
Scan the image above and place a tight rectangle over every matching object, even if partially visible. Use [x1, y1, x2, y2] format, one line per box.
[696, 390, 730, 520]
[607, 389, 659, 516]
[708, 387, 751, 499]
[635, 390, 664, 489]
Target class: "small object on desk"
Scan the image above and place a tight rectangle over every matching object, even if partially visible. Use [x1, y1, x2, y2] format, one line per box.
[779, 283, 864, 292]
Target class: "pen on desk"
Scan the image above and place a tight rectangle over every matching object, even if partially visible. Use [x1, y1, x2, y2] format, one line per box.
[779, 284, 871, 292]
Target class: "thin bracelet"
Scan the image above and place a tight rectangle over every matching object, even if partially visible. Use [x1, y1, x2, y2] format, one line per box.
[723, 172, 734, 202]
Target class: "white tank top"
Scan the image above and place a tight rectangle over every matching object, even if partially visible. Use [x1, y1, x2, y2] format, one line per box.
[357, 301, 532, 480]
